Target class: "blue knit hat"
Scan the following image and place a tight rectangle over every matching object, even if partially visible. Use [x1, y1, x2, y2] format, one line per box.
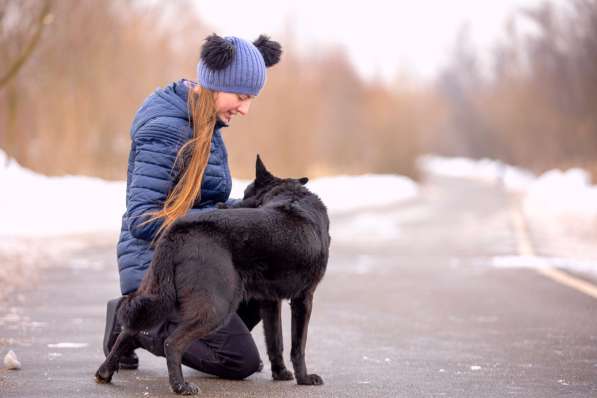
[197, 34, 282, 96]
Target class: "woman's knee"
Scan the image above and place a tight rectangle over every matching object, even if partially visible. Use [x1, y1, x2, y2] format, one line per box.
[179, 316, 262, 379]
[224, 356, 261, 380]
[219, 335, 262, 379]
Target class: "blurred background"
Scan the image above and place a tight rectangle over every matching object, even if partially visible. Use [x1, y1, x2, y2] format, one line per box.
[2, 3, 597, 394]
[2, 0, 594, 181]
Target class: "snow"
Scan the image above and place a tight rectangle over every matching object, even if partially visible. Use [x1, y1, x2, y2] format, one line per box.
[231, 174, 418, 216]
[3, 350, 21, 370]
[0, 149, 417, 237]
[308, 175, 418, 214]
[422, 155, 597, 276]
[417, 155, 535, 191]
[419, 155, 597, 236]
[0, 151, 126, 237]
[0, 149, 419, 300]
[523, 168, 597, 235]
[46, 342, 88, 348]
[2, 149, 597, 279]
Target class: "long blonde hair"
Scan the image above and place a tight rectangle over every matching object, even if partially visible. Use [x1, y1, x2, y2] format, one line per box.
[142, 84, 218, 245]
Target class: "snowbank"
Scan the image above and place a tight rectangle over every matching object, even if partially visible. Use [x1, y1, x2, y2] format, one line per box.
[522, 168, 597, 234]
[307, 175, 418, 215]
[0, 149, 419, 299]
[0, 152, 126, 237]
[0, 149, 418, 237]
[417, 155, 535, 191]
[419, 155, 597, 235]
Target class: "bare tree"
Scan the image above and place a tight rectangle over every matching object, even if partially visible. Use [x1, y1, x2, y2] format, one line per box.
[0, 0, 53, 89]
[433, 0, 597, 176]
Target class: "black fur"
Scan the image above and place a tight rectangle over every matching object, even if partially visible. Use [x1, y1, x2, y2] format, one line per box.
[201, 33, 235, 70]
[253, 35, 282, 67]
[95, 155, 330, 395]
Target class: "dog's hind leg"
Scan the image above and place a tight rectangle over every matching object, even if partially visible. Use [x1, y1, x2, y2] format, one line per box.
[95, 329, 139, 384]
[290, 292, 323, 385]
[260, 300, 294, 381]
[163, 323, 201, 396]
[164, 317, 225, 396]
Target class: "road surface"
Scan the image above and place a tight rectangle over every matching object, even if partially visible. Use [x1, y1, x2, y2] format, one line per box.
[1, 176, 596, 397]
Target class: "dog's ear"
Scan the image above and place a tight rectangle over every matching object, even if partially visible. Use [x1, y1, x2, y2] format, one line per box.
[255, 154, 274, 184]
[298, 177, 309, 185]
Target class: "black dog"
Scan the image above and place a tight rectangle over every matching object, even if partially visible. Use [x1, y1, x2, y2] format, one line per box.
[95, 155, 331, 395]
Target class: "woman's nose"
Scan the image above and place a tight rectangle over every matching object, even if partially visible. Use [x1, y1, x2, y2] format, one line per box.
[237, 100, 252, 116]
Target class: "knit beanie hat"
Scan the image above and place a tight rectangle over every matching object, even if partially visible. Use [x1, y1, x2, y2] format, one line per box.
[197, 34, 282, 96]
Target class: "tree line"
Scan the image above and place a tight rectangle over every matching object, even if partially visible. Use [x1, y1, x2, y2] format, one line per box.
[0, 0, 435, 180]
[1, 0, 595, 180]
[434, 0, 597, 176]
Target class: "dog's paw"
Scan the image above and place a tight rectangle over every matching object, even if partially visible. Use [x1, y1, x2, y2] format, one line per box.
[215, 202, 229, 209]
[171, 381, 200, 395]
[272, 368, 294, 381]
[94, 367, 113, 384]
[296, 373, 324, 385]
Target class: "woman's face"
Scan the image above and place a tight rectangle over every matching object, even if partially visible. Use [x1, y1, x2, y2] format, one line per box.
[214, 92, 254, 125]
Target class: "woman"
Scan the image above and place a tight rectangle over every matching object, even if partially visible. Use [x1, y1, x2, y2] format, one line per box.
[102, 33, 282, 379]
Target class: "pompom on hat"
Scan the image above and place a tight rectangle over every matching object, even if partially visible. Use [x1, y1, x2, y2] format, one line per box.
[197, 34, 282, 96]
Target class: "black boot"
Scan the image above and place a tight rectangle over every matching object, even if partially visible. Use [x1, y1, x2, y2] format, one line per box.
[103, 297, 139, 370]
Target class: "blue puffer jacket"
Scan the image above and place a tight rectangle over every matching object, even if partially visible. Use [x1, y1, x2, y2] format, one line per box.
[117, 79, 234, 295]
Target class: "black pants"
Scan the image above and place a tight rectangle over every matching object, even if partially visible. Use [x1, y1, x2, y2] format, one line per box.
[137, 299, 262, 380]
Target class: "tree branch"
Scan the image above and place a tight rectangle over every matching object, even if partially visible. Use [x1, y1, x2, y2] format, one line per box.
[0, 0, 53, 89]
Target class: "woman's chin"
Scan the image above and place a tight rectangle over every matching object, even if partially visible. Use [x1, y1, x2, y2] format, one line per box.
[217, 115, 231, 125]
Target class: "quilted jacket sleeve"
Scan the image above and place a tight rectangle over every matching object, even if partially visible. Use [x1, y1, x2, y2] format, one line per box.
[225, 198, 242, 207]
[127, 120, 187, 241]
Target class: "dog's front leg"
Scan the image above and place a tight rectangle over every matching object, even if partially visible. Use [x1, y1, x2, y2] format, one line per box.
[290, 292, 323, 385]
[260, 300, 294, 381]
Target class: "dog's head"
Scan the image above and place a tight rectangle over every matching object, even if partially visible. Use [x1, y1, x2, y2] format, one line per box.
[242, 155, 308, 203]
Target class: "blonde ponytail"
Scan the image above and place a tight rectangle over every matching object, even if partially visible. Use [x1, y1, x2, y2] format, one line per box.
[143, 85, 218, 245]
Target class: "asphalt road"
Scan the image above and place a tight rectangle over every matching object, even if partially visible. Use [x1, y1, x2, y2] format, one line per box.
[1, 176, 596, 397]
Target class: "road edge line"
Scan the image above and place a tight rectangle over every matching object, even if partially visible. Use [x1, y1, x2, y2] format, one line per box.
[511, 206, 597, 300]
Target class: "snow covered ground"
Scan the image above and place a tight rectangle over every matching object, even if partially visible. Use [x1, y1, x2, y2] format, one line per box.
[2, 150, 597, 300]
[419, 155, 597, 276]
[0, 149, 418, 238]
[418, 155, 597, 236]
[0, 149, 418, 299]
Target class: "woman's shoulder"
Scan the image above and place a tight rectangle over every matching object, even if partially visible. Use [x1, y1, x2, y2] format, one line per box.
[131, 79, 191, 137]
[134, 117, 192, 147]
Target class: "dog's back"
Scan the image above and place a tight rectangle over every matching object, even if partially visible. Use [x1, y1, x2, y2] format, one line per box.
[171, 182, 330, 300]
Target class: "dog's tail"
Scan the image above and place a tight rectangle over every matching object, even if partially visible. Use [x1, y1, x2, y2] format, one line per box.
[117, 239, 177, 331]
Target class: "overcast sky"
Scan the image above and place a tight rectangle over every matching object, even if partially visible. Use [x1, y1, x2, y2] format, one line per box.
[194, 0, 565, 83]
